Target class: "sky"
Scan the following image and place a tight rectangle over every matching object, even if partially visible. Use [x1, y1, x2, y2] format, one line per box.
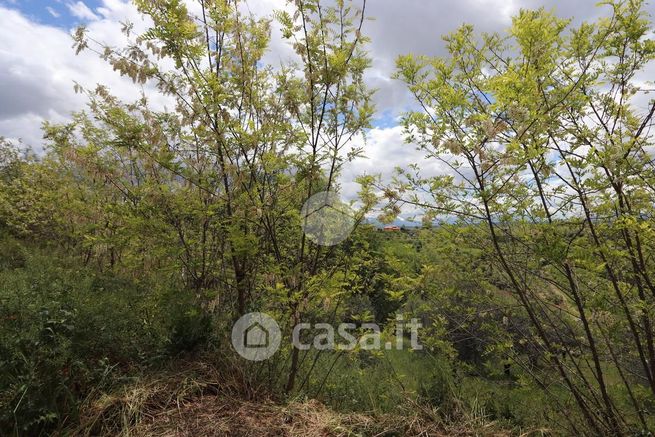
[1, 0, 653, 204]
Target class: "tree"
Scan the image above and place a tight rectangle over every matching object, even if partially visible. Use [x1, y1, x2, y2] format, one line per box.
[31, 0, 373, 395]
[392, 1, 655, 433]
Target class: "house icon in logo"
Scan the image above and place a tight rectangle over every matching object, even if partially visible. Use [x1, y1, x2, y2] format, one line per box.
[244, 321, 269, 348]
[232, 312, 281, 361]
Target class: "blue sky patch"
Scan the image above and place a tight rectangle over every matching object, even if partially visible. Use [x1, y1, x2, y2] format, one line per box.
[1, 0, 104, 28]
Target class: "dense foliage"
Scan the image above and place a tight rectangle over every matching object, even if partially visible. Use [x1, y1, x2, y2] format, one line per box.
[390, 0, 655, 434]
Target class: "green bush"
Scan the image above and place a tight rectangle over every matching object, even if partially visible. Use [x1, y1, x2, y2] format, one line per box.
[418, 365, 456, 413]
[0, 236, 26, 269]
[166, 306, 213, 355]
[0, 237, 198, 435]
[304, 349, 447, 414]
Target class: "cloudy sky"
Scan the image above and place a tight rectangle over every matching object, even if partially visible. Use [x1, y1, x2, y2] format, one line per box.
[1, 0, 653, 202]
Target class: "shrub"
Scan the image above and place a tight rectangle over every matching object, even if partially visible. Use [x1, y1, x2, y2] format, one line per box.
[0, 237, 197, 434]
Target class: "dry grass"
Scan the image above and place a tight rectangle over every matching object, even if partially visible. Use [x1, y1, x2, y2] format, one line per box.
[130, 396, 463, 437]
[64, 360, 519, 437]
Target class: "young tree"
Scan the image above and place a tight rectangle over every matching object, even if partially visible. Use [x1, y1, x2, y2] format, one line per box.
[274, 0, 373, 392]
[35, 0, 373, 394]
[392, 1, 655, 433]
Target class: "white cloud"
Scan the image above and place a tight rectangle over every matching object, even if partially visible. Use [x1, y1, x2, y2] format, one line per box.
[45, 6, 60, 18]
[340, 125, 454, 202]
[0, 4, 163, 150]
[67, 1, 99, 21]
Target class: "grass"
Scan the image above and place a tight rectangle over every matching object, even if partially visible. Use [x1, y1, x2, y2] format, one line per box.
[65, 358, 513, 437]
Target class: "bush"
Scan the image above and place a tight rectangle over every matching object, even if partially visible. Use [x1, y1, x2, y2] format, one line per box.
[418, 365, 456, 413]
[0, 237, 197, 434]
[166, 306, 213, 355]
[0, 236, 26, 269]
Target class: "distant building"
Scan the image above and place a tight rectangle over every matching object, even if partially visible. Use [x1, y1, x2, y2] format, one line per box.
[383, 225, 401, 232]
